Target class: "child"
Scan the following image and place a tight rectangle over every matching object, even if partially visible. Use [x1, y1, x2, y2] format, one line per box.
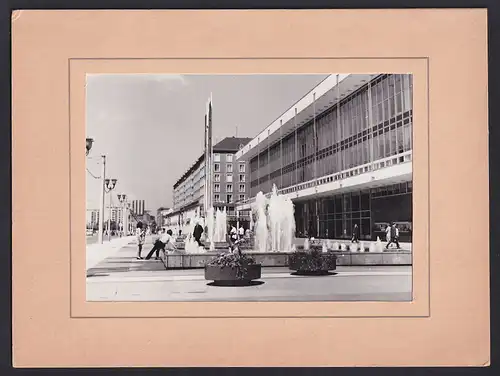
[136, 222, 146, 259]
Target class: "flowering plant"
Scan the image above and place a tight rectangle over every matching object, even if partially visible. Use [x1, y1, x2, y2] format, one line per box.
[289, 249, 337, 272]
[207, 251, 257, 279]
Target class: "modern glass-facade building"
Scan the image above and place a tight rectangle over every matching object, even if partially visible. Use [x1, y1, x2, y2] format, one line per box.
[236, 74, 413, 241]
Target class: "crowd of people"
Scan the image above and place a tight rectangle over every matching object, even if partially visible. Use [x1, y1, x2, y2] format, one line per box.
[133, 220, 251, 260]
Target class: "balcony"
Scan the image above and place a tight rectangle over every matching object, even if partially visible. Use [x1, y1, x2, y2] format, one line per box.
[236, 150, 412, 210]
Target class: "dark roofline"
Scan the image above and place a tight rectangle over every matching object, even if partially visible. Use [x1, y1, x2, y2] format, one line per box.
[173, 137, 253, 189]
[173, 154, 205, 189]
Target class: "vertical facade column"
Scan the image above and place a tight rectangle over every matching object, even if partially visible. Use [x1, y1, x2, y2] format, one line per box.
[280, 119, 283, 190]
[267, 131, 271, 193]
[399, 74, 405, 156]
[257, 137, 260, 194]
[336, 74, 342, 175]
[367, 79, 375, 171]
[313, 92, 317, 186]
[294, 108, 298, 188]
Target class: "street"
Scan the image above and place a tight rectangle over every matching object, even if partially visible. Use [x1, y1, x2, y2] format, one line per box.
[86, 233, 121, 245]
[86, 240, 412, 302]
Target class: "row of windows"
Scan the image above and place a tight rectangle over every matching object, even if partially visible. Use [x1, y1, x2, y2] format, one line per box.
[213, 154, 234, 163]
[371, 182, 412, 198]
[214, 163, 246, 173]
[214, 173, 246, 183]
[248, 74, 413, 196]
[213, 194, 246, 203]
[214, 183, 246, 192]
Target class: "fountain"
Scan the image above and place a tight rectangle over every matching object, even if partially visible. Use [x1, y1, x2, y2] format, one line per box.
[333, 242, 339, 251]
[326, 240, 333, 250]
[253, 191, 269, 253]
[322, 241, 328, 253]
[369, 242, 376, 253]
[340, 243, 346, 251]
[351, 243, 358, 252]
[376, 236, 384, 252]
[252, 184, 295, 252]
[360, 241, 365, 253]
[303, 238, 310, 251]
[206, 206, 215, 251]
[214, 207, 228, 243]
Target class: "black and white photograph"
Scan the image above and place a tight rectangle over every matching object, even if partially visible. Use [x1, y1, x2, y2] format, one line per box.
[86, 73, 413, 302]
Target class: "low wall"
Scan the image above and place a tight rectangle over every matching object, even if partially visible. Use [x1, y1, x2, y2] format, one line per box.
[160, 251, 412, 269]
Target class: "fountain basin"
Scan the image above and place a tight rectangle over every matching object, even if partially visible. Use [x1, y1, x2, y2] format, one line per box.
[289, 251, 337, 274]
[205, 264, 262, 286]
[160, 251, 412, 269]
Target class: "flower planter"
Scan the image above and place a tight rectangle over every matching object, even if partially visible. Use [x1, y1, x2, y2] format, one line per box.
[205, 264, 262, 286]
[288, 251, 337, 275]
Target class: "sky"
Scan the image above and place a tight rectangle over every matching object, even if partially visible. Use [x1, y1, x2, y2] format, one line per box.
[86, 74, 328, 213]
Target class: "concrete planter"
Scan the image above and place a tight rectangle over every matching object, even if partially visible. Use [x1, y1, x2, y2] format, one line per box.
[205, 264, 262, 286]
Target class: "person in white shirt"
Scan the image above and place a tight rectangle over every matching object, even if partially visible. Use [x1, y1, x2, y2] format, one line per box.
[145, 229, 176, 260]
[385, 223, 401, 250]
[238, 226, 245, 239]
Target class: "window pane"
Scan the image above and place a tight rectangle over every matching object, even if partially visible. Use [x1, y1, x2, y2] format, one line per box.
[395, 93, 402, 114]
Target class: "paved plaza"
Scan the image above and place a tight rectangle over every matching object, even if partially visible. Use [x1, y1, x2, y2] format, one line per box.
[86, 238, 412, 302]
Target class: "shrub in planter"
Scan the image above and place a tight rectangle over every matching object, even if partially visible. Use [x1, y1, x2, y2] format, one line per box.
[289, 249, 337, 275]
[205, 251, 262, 284]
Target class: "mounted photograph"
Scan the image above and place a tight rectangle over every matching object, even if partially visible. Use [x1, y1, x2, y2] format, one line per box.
[85, 73, 413, 302]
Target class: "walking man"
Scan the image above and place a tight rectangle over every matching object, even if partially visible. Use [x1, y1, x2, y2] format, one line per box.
[385, 223, 400, 250]
[145, 229, 176, 260]
[352, 223, 360, 243]
[193, 220, 204, 248]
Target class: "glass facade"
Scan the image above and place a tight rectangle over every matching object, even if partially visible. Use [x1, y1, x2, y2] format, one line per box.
[294, 182, 412, 241]
[241, 74, 413, 241]
[249, 74, 413, 197]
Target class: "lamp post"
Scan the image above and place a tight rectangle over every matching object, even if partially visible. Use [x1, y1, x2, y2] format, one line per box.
[126, 202, 131, 235]
[117, 193, 127, 238]
[85, 137, 105, 244]
[105, 178, 118, 241]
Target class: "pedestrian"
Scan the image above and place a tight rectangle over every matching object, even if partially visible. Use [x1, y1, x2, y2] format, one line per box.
[238, 225, 245, 239]
[135, 222, 146, 259]
[227, 224, 238, 249]
[193, 220, 204, 248]
[385, 222, 401, 250]
[352, 223, 360, 243]
[145, 229, 177, 260]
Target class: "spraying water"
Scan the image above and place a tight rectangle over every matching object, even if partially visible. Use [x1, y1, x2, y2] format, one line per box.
[252, 184, 296, 252]
[213, 207, 227, 243]
[376, 236, 384, 252]
[253, 192, 268, 252]
[206, 206, 215, 250]
[303, 238, 310, 251]
[369, 242, 376, 253]
[267, 185, 295, 252]
[322, 241, 328, 253]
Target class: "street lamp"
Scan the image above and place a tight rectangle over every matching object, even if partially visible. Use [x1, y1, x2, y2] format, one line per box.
[86, 138, 94, 156]
[117, 193, 127, 237]
[105, 178, 118, 241]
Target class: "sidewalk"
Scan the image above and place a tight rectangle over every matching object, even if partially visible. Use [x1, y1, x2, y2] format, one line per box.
[86, 235, 136, 270]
